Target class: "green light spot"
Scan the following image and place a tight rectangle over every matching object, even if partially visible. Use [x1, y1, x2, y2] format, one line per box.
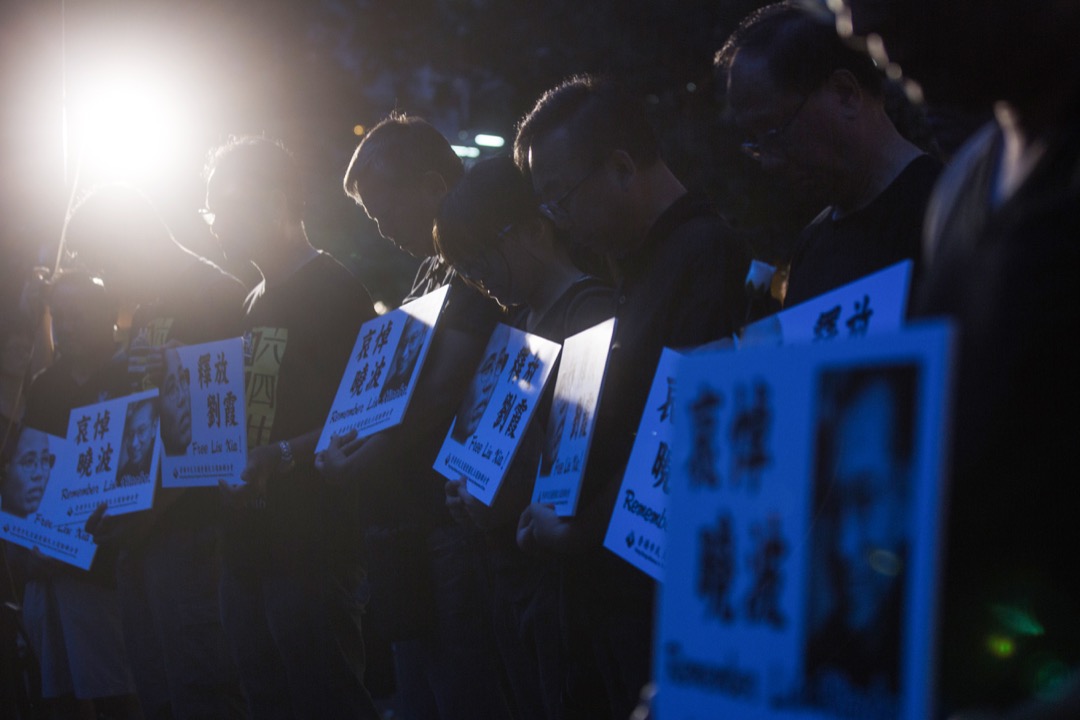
[987, 635, 1015, 659]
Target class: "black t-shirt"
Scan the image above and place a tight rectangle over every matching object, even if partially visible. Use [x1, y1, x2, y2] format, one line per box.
[121, 257, 247, 535]
[488, 277, 616, 560]
[224, 251, 376, 571]
[784, 154, 942, 308]
[126, 257, 246, 368]
[567, 197, 748, 715]
[592, 193, 751, 491]
[24, 357, 126, 437]
[913, 120, 1080, 711]
[357, 256, 503, 528]
[508, 276, 616, 345]
[404, 255, 503, 333]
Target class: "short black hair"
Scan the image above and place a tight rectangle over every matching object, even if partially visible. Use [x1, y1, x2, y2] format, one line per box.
[205, 136, 305, 219]
[715, 2, 883, 98]
[513, 74, 660, 173]
[343, 113, 464, 204]
[434, 157, 539, 269]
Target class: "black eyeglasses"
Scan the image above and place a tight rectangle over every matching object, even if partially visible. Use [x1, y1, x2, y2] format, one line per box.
[539, 163, 601, 227]
[740, 94, 811, 162]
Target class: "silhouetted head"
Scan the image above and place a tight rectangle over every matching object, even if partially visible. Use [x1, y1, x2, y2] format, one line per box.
[343, 114, 463, 258]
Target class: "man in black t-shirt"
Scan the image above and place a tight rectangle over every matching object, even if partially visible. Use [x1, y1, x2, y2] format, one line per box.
[716, 3, 940, 308]
[513, 74, 751, 719]
[204, 136, 380, 719]
[339, 115, 511, 720]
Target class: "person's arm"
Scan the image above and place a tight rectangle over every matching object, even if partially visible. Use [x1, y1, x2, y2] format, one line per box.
[316, 325, 489, 489]
[516, 464, 621, 555]
[444, 416, 545, 531]
[219, 427, 322, 506]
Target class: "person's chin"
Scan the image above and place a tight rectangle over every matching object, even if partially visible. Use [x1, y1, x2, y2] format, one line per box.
[25, 491, 43, 512]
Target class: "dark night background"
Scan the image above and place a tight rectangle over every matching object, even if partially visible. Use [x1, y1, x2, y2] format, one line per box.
[0, 0, 833, 310]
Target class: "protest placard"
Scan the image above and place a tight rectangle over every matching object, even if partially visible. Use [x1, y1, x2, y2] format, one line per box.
[41, 389, 160, 526]
[0, 428, 97, 570]
[656, 322, 953, 720]
[316, 285, 449, 453]
[434, 324, 560, 505]
[602, 348, 681, 581]
[531, 318, 615, 517]
[160, 338, 246, 488]
[739, 260, 912, 348]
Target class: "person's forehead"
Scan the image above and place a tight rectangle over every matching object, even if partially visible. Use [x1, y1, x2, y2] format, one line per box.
[18, 428, 48, 453]
[528, 126, 582, 196]
[727, 52, 791, 126]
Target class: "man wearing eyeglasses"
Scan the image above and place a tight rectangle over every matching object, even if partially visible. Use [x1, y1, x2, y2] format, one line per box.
[513, 74, 752, 720]
[203, 136, 381, 719]
[716, 2, 940, 308]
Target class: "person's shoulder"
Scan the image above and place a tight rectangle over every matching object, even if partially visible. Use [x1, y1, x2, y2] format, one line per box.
[662, 196, 731, 243]
[26, 359, 69, 397]
[23, 361, 73, 433]
[301, 252, 374, 305]
[923, 123, 1001, 250]
[185, 256, 246, 297]
[788, 205, 836, 267]
[880, 153, 944, 215]
[559, 277, 617, 338]
[665, 212, 751, 283]
[305, 250, 357, 282]
[175, 257, 248, 322]
[657, 195, 745, 255]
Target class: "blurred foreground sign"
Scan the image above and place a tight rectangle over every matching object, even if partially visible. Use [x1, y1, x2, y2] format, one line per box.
[656, 321, 953, 720]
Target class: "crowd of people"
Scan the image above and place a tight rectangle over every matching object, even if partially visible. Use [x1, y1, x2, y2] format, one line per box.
[1, 0, 1078, 718]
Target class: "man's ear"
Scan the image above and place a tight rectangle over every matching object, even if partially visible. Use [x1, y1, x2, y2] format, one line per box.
[610, 149, 637, 190]
[827, 69, 864, 119]
[420, 170, 449, 200]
